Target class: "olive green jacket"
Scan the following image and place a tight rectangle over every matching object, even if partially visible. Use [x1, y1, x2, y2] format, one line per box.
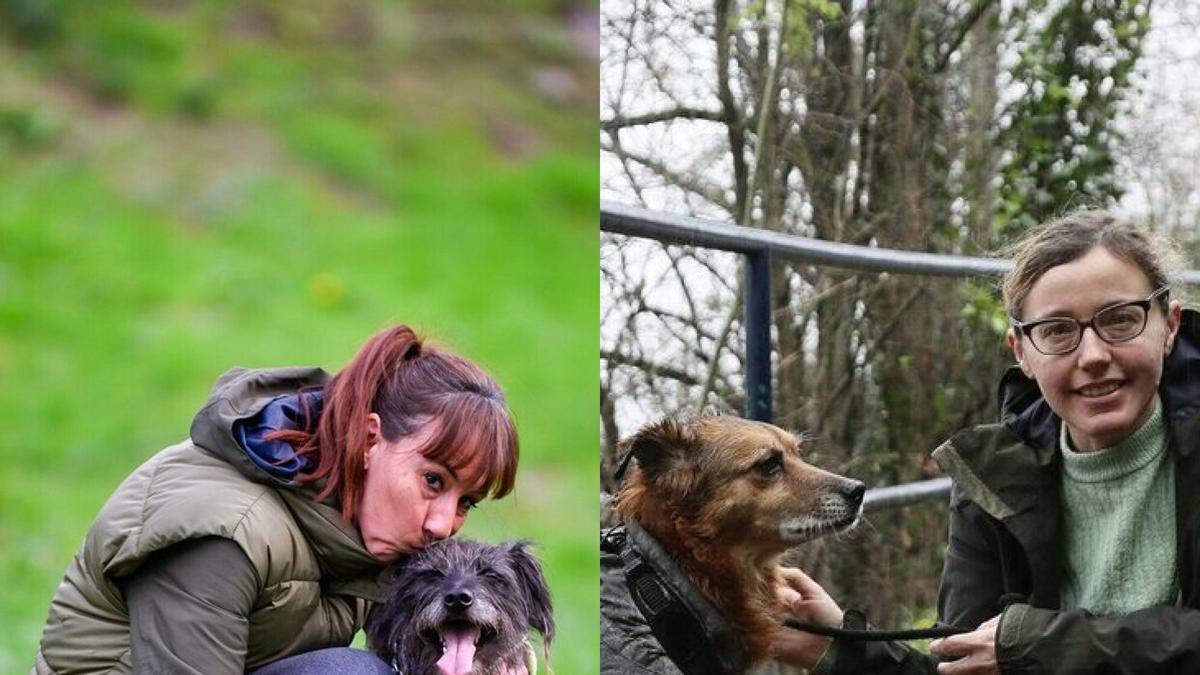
[33, 367, 388, 674]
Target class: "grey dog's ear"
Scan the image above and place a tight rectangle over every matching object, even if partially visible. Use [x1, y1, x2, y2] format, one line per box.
[507, 541, 554, 648]
[614, 418, 697, 486]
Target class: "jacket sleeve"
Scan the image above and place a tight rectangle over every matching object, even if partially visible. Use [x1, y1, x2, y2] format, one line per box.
[997, 603, 1200, 673]
[940, 490, 1200, 673]
[121, 536, 260, 675]
[938, 493, 1014, 629]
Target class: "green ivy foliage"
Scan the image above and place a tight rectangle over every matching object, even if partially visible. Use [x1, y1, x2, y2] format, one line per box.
[997, 0, 1150, 237]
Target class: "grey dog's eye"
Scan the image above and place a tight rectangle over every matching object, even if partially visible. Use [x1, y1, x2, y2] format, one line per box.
[479, 568, 508, 584]
[754, 454, 783, 478]
[415, 568, 445, 581]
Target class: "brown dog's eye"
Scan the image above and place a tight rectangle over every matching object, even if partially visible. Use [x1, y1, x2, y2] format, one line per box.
[754, 454, 783, 478]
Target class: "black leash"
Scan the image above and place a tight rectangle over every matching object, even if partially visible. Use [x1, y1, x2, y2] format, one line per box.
[785, 591, 1028, 641]
[784, 617, 972, 641]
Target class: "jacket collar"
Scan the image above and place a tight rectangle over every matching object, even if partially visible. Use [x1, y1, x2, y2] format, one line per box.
[275, 488, 390, 601]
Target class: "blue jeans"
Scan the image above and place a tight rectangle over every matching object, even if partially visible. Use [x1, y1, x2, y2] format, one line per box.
[247, 647, 392, 674]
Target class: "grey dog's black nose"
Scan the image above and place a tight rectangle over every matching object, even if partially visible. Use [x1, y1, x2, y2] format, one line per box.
[443, 590, 474, 610]
[843, 480, 866, 507]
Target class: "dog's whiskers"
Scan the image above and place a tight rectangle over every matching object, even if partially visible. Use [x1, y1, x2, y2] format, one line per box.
[857, 515, 880, 538]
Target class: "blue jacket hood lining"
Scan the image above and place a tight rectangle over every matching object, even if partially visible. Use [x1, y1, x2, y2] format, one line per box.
[231, 390, 323, 484]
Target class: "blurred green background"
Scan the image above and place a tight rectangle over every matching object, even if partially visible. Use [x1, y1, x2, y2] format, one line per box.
[0, 0, 598, 672]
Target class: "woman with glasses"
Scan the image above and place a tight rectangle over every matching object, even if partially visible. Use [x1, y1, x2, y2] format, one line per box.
[773, 210, 1200, 674]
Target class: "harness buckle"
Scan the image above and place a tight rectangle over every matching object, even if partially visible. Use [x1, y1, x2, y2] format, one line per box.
[600, 527, 627, 553]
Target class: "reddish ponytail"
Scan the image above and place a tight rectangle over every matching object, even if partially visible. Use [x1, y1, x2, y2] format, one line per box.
[269, 325, 519, 522]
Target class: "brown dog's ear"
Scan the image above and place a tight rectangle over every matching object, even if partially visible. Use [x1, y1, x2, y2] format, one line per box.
[614, 418, 696, 485]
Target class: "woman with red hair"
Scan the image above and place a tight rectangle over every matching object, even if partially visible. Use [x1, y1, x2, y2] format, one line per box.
[32, 325, 521, 674]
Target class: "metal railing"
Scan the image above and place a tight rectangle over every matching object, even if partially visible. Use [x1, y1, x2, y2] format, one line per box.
[863, 477, 954, 512]
[602, 201, 1014, 277]
[601, 201, 1200, 509]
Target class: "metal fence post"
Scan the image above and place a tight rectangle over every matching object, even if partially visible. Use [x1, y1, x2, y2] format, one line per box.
[744, 250, 772, 422]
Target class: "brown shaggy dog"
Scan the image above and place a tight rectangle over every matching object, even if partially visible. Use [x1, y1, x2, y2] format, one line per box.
[612, 416, 864, 667]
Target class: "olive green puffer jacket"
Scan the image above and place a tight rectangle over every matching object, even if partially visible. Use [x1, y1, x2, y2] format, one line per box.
[33, 367, 388, 674]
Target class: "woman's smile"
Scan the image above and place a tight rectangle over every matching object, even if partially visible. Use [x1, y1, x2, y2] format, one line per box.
[1075, 380, 1122, 398]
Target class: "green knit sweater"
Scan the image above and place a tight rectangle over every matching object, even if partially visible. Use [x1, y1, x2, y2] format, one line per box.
[1059, 398, 1178, 613]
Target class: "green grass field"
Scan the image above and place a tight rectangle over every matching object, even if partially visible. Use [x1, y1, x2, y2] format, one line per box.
[0, 1, 598, 672]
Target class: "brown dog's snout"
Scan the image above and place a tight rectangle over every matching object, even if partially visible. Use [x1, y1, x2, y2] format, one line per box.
[842, 480, 866, 510]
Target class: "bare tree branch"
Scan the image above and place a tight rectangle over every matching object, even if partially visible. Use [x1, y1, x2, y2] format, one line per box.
[601, 107, 725, 131]
[602, 348, 703, 387]
[715, 0, 749, 216]
[601, 137, 735, 211]
[696, 283, 743, 414]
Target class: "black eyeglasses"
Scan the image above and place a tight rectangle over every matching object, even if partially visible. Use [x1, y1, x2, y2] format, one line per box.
[1012, 286, 1170, 356]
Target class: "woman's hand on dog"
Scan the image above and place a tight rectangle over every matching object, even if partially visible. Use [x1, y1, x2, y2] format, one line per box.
[929, 614, 1000, 675]
[776, 566, 844, 625]
[770, 566, 843, 668]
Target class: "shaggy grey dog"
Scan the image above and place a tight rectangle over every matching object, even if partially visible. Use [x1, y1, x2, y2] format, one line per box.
[366, 539, 555, 675]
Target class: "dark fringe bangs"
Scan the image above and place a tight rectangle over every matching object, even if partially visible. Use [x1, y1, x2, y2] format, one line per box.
[415, 393, 519, 499]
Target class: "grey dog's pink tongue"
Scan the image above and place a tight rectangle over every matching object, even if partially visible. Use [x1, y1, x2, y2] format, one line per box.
[436, 624, 480, 675]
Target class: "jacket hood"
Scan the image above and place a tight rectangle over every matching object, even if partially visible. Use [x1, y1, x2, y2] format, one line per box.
[1000, 307, 1200, 450]
[189, 366, 386, 586]
[190, 366, 331, 484]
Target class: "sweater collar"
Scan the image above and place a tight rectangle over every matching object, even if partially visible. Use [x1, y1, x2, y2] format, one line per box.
[1060, 397, 1166, 483]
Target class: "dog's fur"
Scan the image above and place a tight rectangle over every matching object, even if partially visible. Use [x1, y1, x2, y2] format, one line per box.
[613, 416, 864, 667]
[367, 538, 554, 675]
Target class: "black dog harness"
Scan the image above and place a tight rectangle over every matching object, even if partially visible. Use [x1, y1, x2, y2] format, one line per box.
[603, 525, 743, 675]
